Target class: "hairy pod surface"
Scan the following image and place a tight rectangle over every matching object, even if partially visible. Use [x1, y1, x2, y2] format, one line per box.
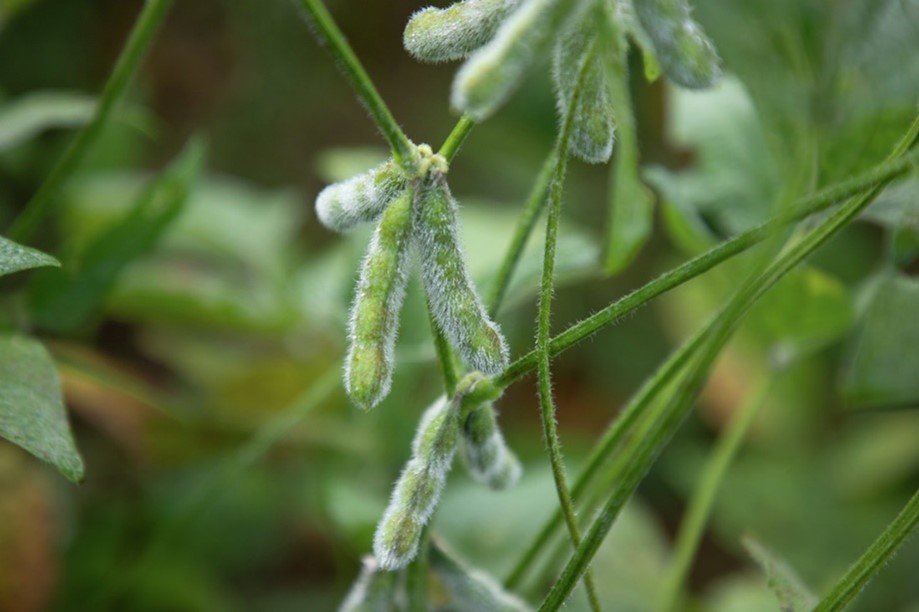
[345, 190, 414, 410]
[412, 176, 509, 375]
[316, 160, 405, 232]
[632, 0, 721, 88]
[373, 398, 460, 570]
[452, 0, 586, 120]
[339, 556, 399, 612]
[404, 0, 523, 63]
[553, 23, 615, 163]
[431, 542, 533, 611]
[461, 403, 522, 489]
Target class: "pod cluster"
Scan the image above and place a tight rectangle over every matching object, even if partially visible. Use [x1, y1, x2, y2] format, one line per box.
[317, 145, 509, 411]
[403, 0, 722, 162]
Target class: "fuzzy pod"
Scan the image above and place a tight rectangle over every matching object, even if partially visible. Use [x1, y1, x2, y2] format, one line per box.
[431, 541, 533, 611]
[339, 556, 400, 612]
[452, 0, 587, 120]
[345, 190, 413, 410]
[316, 160, 405, 233]
[404, 0, 523, 63]
[461, 403, 522, 490]
[412, 177, 509, 375]
[632, 0, 721, 89]
[373, 398, 460, 570]
[552, 23, 615, 163]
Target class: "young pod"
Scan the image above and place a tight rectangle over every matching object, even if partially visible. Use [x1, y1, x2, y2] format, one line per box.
[412, 176, 509, 375]
[632, 0, 721, 89]
[461, 403, 522, 490]
[431, 541, 533, 611]
[452, 0, 587, 120]
[404, 0, 523, 63]
[374, 398, 460, 569]
[316, 160, 405, 233]
[553, 26, 615, 163]
[345, 190, 413, 410]
[339, 556, 400, 612]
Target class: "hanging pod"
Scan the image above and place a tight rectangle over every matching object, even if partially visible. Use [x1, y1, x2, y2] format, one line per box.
[316, 160, 405, 232]
[374, 398, 460, 570]
[461, 402, 522, 490]
[552, 18, 615, 163]
[632, 0, 721, 89]
[404, 0, 523, 63]
[412, 175, 509, 375]
[345, 189, 414, 410]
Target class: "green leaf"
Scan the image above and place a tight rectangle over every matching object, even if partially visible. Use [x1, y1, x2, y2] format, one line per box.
[28, 137, 206, 333]
[0, 334, 84, 482]
[430, 540, 532, 611]
[0, 91, 96, 153]
[742, 536, 818, 612]
[0, 235, 59, 277]
[842, 273, 919, 409]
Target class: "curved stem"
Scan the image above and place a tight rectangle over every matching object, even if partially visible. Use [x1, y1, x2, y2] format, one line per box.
[8, 0, 175, 243]
[296, 0, 415, 168]
[438, 114, 476, 162]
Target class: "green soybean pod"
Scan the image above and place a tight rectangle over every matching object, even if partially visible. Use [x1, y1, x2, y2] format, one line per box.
[374, 398, 460, 570]
[431, 541, 532, 611]
[452, 0, 585, 120]
[552, 25, 615, 163]
[345, 189, 413, 410]
[632, 0, 721, 89]
[404, 0, 523, 63]
[339, 556, 400, 612]
[461, 403, 522, 490]
[316, 160, 405, 233]
[412, 176, 509, 375]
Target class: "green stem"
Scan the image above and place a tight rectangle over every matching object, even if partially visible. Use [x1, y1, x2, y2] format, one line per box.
[486, 150, 557, 317]
[438, 114, 476, 162]
[657, 374, 775, 612]
[496, 148, 918, 388]
[8, 0, 175, 243]
[296, 0, 415, 169]
[814, 488, 919, 612]
[535, 45, 602, 612]
[406, 525, 432, 612]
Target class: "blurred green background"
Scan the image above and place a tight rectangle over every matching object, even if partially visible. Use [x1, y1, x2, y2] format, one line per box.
[1, 0, 918, 610]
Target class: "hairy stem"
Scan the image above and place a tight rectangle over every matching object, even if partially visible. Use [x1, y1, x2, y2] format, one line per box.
[8, 0, 175, 243]
[296, 0, 415, 169]
[438, 114, 477, 162]
[814, 488, 919, 611]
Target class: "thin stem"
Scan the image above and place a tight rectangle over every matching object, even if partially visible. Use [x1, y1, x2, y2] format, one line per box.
[486, 150, 557, 317]
[296, 0, 415, 169]
[814, 488, 919, 612]
[8, 0, 175, 243]
[438, 114, 476, 162]
[657, 374, 775, 612]
[496, 148, 918, 388]
[535, 45, 602, 612]
[427, 300, 460, 396]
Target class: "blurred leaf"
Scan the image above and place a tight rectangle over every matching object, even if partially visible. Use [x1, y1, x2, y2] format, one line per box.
[314, 146, 388, 184]
[0, 91, 94, 152]
[842, 273, 919, 408]
[862, 176, 919, 266]
[703, 573, 789, 612]
[0, 334, 83, 482]
[0, 0, 38, 30]
[742, 536, 817, 612]
[28, 137, 206, 333]
[743, 266, 854, 368]
[430, 541, 532, 611]
[0, 235, 58, 277]
[605, 151, 655, 275]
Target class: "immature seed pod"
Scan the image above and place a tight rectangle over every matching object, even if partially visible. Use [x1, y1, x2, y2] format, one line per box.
[632, 0, 721, 89]
[553, 26, 615, 163]
[461, 403, 522, 490]
[339, 556, 399, 612]
[412, 176, 509, 375]
[316, 160, 405, 233]
[345, 190, 413, 410]
[374, 398, 460, 570]
[404, 0, 523, 63]
[431, 541, 533, 611]
[452, 0, 587, 120]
